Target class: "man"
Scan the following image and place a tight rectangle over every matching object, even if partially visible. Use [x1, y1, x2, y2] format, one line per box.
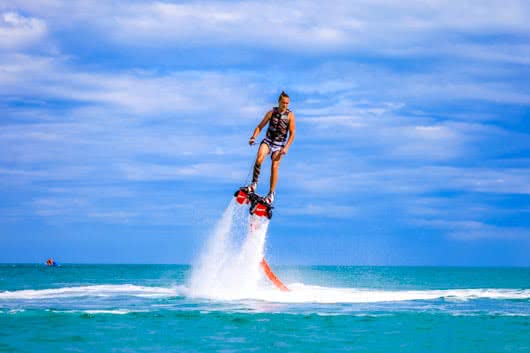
[244, 91, 296, 204]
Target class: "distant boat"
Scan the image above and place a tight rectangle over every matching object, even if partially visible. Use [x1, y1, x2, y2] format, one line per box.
[45, 258, 59, 267]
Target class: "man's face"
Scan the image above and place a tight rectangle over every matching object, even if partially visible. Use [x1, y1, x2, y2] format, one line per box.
[279, 97, 290, 111]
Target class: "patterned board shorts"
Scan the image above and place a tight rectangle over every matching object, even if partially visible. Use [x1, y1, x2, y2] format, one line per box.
[260, 138, 285, 155]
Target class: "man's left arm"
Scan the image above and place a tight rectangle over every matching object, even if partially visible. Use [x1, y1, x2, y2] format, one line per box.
[281, 112, 296, 155]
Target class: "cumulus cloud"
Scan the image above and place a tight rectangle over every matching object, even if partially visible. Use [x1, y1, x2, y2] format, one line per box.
[0, 12, 47, 49]
[1, 0, 529, 245]
[0, 54, 264, 117]
[4, 0, 530, 60]
[109, 0, 530, 56]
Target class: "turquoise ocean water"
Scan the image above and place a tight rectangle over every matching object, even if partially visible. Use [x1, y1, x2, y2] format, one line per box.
[1, 264, 529, 353]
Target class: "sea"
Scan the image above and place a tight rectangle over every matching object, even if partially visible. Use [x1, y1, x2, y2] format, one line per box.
[1, 202, 529, 353]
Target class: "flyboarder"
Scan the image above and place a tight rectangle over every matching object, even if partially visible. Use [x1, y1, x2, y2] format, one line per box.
[244, 91, 296, 205]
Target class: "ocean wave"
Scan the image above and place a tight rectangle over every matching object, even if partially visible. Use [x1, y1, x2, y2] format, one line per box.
[56, 309, 148, 315]
[448, 311, 530, 317]
[0, 284, 185, 300]
[1, 283, 529, 304]
[192, 283, 530, 303]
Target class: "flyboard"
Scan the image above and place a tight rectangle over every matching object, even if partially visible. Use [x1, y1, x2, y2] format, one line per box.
[234, 187, 289, 292]
[234, 187, 273, 219]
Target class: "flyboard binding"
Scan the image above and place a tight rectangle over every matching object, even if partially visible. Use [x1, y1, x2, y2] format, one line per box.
[234, 187, 273, 219]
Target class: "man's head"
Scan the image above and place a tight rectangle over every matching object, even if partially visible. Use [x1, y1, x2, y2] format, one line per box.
[278, 91, 290, 111]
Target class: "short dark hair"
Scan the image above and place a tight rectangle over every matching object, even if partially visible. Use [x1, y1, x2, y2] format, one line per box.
[278, 91, 289, 101]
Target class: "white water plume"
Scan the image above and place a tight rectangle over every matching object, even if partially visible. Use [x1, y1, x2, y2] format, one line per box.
[188, 199, 271, 299]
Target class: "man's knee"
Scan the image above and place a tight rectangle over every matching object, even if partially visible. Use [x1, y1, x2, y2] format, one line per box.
[257, 151, 268, 164]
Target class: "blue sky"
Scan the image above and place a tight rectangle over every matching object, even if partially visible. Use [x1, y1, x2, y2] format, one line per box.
[1, 1, 530, 265]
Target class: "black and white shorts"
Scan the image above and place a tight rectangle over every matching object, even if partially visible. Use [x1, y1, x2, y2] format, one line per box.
[260, 138, 285, 155]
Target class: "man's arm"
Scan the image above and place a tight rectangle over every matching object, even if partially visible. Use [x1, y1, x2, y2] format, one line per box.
[249, 111, 272, 145]
[281, 112, 296, 154]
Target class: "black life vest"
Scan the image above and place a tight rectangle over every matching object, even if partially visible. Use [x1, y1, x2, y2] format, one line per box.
[266, 107, 290, 143]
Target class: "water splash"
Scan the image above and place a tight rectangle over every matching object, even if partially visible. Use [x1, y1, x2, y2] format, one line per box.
[188, 200, 270, 299]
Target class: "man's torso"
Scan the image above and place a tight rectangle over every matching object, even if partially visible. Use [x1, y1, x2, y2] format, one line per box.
[266, 107, 290, 144]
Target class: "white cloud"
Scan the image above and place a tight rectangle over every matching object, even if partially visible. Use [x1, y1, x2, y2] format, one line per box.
[5, 0, 530, 61]
[285, 164, 530, 196]
[0, 54, 266, 118]
[110, 1, 530, 56]
[2, 53, 529, 198]
[119, 162, 244, 182]
[27, 183, 163, 222]
[397, 79, 530, 105]
[106, 2, 356, 51]
[27, 186, 221, 225]
[412, 219, 530, 240]
[300, 107, 472, 163]
[321, 64, 530, 106]
[445, 43, 530, 65]
[1, 0, 529, 234]
[0, 12, 47, 49]
[283, 203, 359, 218]
[0, 165, 94, 182]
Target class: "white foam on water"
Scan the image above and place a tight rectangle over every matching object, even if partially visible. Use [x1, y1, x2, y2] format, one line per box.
[0, 284, 182, 300]
[45, 309, 140, 315]
[0, 283, 528, 304]
[80, 309, 146, 315]
[247, 284, 530, 304]
[8, 309, 25, 314]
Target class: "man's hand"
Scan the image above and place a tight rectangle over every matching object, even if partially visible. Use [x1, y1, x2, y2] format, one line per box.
[249, 137, 256, 145]
[281, 147, 288, 155]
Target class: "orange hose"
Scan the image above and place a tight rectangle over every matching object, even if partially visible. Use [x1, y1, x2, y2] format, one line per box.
[260, 258, 289, 292]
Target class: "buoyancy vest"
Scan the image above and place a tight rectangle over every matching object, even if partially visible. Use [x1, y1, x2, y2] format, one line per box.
[266, 107, 290, 144]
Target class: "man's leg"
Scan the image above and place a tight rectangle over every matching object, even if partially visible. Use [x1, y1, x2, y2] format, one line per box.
[269, 151, 283, 194]
[251, 143, 270, 186]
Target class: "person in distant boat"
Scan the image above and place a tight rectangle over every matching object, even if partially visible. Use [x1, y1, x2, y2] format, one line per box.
[244, 91, 296, 204]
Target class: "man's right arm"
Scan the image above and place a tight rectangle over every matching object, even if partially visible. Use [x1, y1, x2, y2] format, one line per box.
[249, 111, 272, 145]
